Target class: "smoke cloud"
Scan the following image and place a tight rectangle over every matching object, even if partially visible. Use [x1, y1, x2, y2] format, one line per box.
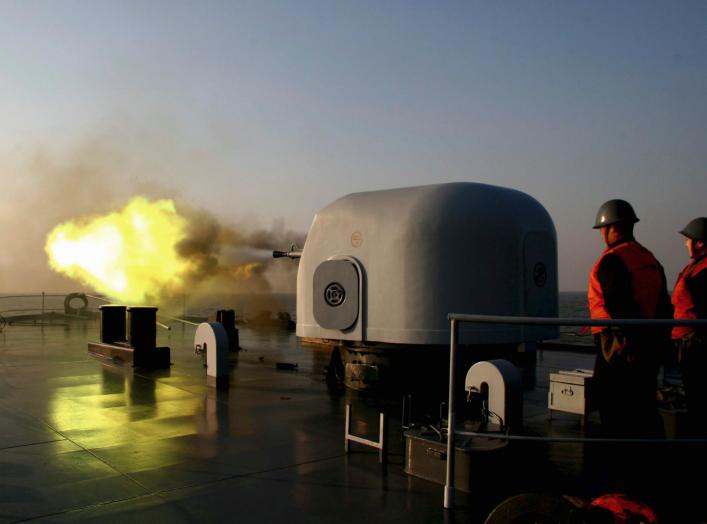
[1, 135, 305, 315]
[162, 205, 305, 313]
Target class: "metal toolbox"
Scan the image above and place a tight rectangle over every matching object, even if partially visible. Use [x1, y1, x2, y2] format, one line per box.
[548, 369, 594, 417]
[404, 428, 508, 492]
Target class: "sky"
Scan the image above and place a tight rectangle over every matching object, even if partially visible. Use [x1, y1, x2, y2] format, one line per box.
[0, 0, 705, 292]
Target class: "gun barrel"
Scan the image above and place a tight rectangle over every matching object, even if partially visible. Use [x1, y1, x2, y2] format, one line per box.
[272, 250, 302, 259]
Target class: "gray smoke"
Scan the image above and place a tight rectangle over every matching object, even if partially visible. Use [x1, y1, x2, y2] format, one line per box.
[172, 205, 305, 299]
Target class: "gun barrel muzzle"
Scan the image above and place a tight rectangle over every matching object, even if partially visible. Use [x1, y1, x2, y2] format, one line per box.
[272, 250, 302, 259]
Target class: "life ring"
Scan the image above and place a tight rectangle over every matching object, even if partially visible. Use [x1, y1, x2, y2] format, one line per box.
[484, 493, 576, 524]
[64, 293, 89, 316]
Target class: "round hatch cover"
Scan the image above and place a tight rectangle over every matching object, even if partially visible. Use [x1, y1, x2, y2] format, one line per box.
[324, 283, 346, 307]
[533, 262, 547, 287]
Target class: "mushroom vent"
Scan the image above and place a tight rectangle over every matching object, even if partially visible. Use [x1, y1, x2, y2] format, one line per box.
[313, 260, 359, 330]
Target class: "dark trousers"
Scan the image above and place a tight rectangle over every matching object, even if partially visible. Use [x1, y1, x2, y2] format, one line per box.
[593, 334, 663, 439]
[677, 336, 707, 436]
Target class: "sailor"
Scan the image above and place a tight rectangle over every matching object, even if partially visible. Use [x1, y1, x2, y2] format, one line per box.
[588, 199, 672, 437]
[671, 217, 707, 436]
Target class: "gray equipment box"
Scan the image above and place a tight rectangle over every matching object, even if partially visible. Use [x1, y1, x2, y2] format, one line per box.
[548, 369, 594, 417]
[404, 428, 508, 492]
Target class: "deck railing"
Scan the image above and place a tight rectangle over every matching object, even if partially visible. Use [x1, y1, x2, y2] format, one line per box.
[0, 293, 192, 329]
[0, 293, 94, 325]
[444, 313, 707, 510]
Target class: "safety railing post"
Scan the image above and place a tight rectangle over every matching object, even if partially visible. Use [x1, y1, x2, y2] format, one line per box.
[444, 318, 459, 510]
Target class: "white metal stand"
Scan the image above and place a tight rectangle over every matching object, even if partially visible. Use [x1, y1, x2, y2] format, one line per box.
[344, 404, 387, 463]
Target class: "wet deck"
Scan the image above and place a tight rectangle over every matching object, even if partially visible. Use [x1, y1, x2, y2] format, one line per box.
[0, 323, 702, 523]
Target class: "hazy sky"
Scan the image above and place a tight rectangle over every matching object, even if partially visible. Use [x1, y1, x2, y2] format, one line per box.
[0, 1, 705, 292]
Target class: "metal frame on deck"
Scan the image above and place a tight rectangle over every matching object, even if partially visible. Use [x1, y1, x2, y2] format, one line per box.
[443, 314, 707, 510]
[344, 404, 387, 463]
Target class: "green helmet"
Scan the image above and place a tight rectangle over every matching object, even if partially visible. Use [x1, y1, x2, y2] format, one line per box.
[679, 217, 707, 242]
[593, 199, 639, 229]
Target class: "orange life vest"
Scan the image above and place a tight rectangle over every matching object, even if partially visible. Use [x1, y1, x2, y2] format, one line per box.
[588, 241, 665, 334]
[589, 493, 658, 524]
[671, 256, 707, 340]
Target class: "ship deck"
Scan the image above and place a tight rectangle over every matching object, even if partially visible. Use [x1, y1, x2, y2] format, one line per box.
[0, 322, 703, 523]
